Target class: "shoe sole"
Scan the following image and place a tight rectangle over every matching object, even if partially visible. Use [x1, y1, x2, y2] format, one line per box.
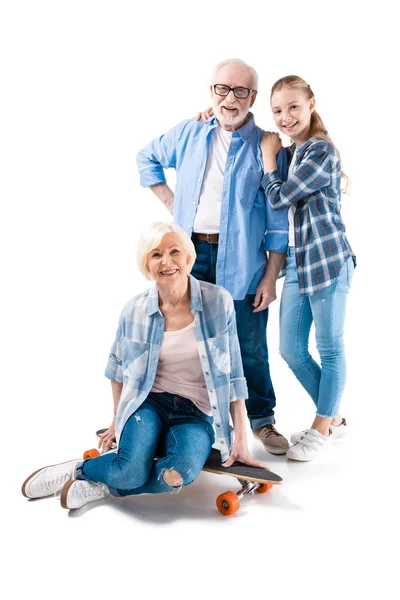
[287, 454, 313, 462]
[265, 447, 289, 455]
[253, 433, 289, 455]
[60, 479, 75, 509]
[21, 460, 79, 499]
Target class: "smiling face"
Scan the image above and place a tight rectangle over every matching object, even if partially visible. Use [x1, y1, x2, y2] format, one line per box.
[146, 232, 191, 286]
[211, 62, 257, 131]
[271, 88, 315, 146]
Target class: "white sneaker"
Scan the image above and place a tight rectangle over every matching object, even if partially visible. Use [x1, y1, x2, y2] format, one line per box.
[22, 459, 82, 499]
[287, 429, 332, 461]
[60, 479, 109, 509]
[290, 418, 347, 444]
[329, 418, 347, 438]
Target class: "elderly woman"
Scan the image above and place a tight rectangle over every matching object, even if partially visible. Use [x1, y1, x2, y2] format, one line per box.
[22, 222, 264, 510]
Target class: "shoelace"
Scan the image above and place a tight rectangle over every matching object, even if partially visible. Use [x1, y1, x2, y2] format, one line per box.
[261, 425, 282, 439]
[75, 482, 105, 498]
[43, 472, 71, 492]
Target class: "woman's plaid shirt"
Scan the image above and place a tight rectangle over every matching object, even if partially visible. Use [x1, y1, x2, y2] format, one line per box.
[262, 138, 356, 295]
[105, 276, 248, 462]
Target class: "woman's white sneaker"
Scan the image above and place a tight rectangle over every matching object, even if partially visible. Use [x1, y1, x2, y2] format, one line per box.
[290, 418, 347, 444]
[60, 479, 109, 509]
[329, 417, 347, 438]
[287, 429, 332, 461]
[21, 459, 82, 499]
[290, 430, 308, 444]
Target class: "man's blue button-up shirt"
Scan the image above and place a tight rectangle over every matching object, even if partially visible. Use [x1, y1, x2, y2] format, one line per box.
[137, 114, 289, 300]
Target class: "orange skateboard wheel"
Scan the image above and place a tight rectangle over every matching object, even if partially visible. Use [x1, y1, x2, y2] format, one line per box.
[83, 448, 100, 459]
[255, 483, 273, 494]
[216, 491, 240, 516]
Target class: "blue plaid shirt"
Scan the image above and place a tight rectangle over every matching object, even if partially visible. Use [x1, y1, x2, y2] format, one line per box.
[105, 275, 248, 462]
[262, 138, 356, 295]
[137, 115, 289, 300]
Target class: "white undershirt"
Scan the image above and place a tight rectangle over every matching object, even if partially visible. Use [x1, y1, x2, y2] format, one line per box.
[193, 126, 232, 234]
[288, 149, 298, 247]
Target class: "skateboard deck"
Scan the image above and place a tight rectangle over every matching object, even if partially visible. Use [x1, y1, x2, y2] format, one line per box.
[83, 428, 283, 516]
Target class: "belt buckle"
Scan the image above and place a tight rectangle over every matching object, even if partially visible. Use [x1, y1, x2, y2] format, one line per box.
[207, 233, 218, 244]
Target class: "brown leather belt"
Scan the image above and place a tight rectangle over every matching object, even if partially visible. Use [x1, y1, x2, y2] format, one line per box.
[192, 232, 219, 244]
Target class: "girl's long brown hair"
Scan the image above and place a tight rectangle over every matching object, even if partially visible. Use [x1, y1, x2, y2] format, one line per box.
[271, 75, 350, 192]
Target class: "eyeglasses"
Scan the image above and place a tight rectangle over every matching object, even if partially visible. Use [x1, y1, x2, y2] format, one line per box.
[213, 84, 253, 99]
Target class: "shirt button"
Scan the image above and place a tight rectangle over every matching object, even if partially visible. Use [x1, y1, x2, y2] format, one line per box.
[209, 389, 214, 394]
[197, 336, 202, 341]
[212, 406, 216, 410]
[205, 371, 209, 376]
[193, 202, 196, 206]
[197, 179, 201, 183]
[216, 424, 220, 428]
[201, 354, 206, 359]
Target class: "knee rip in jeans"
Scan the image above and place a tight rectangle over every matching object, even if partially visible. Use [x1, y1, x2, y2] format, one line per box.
[158, 468, 192, 494]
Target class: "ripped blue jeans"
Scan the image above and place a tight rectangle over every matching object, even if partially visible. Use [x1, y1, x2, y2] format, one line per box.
[76, 391, 215, 497]
[279, 249, 354, 418]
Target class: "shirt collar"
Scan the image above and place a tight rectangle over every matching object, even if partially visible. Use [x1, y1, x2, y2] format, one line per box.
[295, 136, 321, 156]
[208, 112, 256, 141]
[147, 274, 203, 317]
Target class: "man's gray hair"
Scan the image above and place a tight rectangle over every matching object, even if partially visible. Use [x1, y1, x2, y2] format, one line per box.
[211, 59, 258, 90]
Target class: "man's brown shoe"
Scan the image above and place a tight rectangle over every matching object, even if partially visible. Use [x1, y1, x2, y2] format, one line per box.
[253, 425, 289, 455]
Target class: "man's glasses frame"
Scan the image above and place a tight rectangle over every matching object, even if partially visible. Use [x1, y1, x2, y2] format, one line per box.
[213, 84, 253, 99]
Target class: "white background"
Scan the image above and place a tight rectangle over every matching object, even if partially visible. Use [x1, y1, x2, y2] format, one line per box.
[1, 1, 398, 598]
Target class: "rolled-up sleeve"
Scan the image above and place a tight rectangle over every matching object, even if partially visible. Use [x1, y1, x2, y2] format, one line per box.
[264, 146, 289, 252]
[226, 297, 248, 402]
[105, 321, 124, 383]
[136, 120, 189, 188]
[264, 199, 289, 253]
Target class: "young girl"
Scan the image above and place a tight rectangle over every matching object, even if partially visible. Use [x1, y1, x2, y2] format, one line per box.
[261, 75, 356, 461]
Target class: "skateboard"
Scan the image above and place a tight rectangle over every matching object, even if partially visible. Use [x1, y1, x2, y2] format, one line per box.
[83, 429, 283, 516]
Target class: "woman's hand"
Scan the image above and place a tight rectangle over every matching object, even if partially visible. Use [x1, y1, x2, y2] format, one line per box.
[98, 419, 116, 453]
[222, 439, 267, 469]
[195, 107, 214, 121]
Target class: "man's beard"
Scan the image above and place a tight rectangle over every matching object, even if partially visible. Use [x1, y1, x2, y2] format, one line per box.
[212, 100, 249, 127]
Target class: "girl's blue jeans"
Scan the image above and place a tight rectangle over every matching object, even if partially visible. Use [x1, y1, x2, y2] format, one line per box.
[76, 392, 215, 496]
[279, 249, 354, 418]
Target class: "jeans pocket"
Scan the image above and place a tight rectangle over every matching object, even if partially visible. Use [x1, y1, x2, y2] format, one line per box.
[336, 257, 354, 293]
[346, 257, 355, 287]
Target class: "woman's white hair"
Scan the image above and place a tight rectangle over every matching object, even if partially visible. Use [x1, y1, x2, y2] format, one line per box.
[211, 58, 258, 90]
[137, 222, 197, 280]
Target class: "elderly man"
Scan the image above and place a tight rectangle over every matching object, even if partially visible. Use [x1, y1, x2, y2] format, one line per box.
[136, 59, 290, 454]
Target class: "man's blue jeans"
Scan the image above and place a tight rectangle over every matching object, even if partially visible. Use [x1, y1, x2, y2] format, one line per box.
[77, 392, 215, 496]
[279, 249, 354, 417]
[191, 238, 276, 429]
